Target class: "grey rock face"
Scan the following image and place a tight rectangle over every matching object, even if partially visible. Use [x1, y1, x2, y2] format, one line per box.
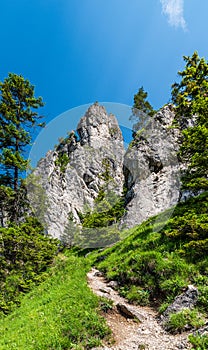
[161, 285, 199, 327]
[33, 103, 125, 238]
[121, 105, 181, 229]
[31, 103, 182, 240]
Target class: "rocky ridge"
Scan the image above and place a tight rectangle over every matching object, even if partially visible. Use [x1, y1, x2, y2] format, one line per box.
[122, 105, 181, 229]
[32, 103, 181, 239]
[33, 103, 124, 238]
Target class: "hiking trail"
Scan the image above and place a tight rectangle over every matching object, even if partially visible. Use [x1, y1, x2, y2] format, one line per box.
[87, 268, 192, 350]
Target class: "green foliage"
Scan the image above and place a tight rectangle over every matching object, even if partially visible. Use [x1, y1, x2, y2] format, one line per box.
[0, 73, 44, 223]
[189, 333, 208, 350]
[26, 173, 49, 229]
[91, 192, 208, 310]
[99, 158, 113, 182]
[80, 185, 126, 229]
[0, 181, 28, 226]
[74, 188, 125, 248]
[172, 52, 208, 119]
[74, 225, 120, 249]
[109, 127, 119, 137]
[163, 192, 208, 260]
[56, 131, 77, 151]
[54, 152, 70, 173]
[99, 297, 114, 313]
[0, 218, 59, 315]
[130, 86, 155, 133]
[120, 285, 150, 306]
[171, 52, 208, 192]
[197, 287, 208, 313]
[0, 185, 15, 226]
[133, 86, 155, 117]
[54, 131, 78, 172]
[0, 253, 110, 349]
[166, 308, 205, 333]
[138, 345, 147, 350]
[60, 213, 80, 248]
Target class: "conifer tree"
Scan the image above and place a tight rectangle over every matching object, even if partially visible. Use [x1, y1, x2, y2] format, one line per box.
[172, 52, 208, 192]
[0, 73, 44, 223]
[131, 86, 155, 133]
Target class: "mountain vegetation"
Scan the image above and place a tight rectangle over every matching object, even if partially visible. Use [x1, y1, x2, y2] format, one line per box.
[130, 86, 156, 133]
[0, 217, 59, 315]
[0, 73, 45, 224]
[0, 252, 110, 349]
[90, 192, 208, 311]
[0, 52, 207, 349]
[172, 51, 208, 192]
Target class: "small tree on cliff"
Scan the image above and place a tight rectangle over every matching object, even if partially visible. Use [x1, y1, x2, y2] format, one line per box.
[0, 73, 45, 223]
[172, 52, 208, 192]
[131, 86, 155, 133]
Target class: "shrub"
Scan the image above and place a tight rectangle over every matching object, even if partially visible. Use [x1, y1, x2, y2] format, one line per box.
[54, 152, 70, 172]
[166, 309, 205, 333]
[0, 217, 59, 314]
[189, 334, 208, 350]
[124, 285, 150, 305]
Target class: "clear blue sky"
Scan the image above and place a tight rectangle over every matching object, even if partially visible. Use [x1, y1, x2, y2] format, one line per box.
[0, 0, 208, 163]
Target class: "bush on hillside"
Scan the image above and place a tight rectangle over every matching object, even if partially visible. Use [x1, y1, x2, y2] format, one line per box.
[0, 217, 59, 315]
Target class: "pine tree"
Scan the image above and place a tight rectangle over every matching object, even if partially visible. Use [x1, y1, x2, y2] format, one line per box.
[172, 52, 208, 192]
[0, 73, 44, 224]
[131, 86, 155, 133]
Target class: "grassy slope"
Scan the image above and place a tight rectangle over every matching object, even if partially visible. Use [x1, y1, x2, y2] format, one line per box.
[0, 193, 207, 349]
[88, 192, 208, 348]
[0, 253, 109, 350]
[90, 192, 208, 312]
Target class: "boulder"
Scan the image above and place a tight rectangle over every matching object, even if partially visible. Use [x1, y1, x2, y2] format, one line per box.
[160, 285, 199, 326]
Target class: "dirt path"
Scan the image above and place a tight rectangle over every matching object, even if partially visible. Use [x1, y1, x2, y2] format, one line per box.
[87, 268, 192, 350]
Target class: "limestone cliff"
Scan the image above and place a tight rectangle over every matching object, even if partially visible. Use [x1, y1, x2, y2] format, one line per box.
[122, 105, 181, 229]
[33, 103, 125, 238]
[31, 103, 181, 239]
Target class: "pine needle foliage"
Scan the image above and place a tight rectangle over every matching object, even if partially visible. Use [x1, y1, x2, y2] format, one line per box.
[171, 52, 208, 192]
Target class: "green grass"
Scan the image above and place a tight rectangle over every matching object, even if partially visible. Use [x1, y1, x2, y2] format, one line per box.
[189, 334, 208, 350]
[0, 192, 207, 348]
[0, 253, 110, 350]
[165, 308, 205, 333]
[88, 192, 208, 313]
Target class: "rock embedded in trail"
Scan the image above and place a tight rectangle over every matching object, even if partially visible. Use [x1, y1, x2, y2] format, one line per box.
[107, 281, 119, 289]
[116, 303, 145, 322]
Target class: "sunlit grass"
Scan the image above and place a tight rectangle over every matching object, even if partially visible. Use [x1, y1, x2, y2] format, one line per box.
[0, 253, 110, 350]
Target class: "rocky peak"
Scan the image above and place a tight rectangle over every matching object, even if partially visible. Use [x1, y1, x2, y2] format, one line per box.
[32, 103, 125, 238]
[31, 103, 181, 241]
[77, 102, 123, 147]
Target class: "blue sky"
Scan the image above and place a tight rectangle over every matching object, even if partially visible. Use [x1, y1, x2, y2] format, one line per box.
[0, 0, 208, 163]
